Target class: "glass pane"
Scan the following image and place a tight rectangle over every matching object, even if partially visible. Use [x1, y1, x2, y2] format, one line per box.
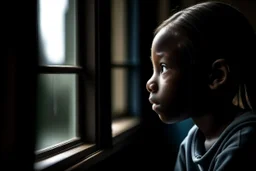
[38, 0, 77, 65]
[129, 69, 140, 116]
[111, 0, 127, 64]
[111, 68, 127, 118]
[36, 74, 77, 151]
[128, 0, 140, 65]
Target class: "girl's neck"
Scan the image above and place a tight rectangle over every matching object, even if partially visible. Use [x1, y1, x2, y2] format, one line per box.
[192, 104, 243, 140]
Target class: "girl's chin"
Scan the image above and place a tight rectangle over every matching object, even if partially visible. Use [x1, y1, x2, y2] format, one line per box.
[157, 110, 189, 124]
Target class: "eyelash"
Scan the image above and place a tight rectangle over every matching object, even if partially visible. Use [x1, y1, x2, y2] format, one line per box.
[160, 63, 167, 73]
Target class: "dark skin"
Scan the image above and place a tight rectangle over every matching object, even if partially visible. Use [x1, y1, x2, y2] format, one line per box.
[146, 27, 243, 150]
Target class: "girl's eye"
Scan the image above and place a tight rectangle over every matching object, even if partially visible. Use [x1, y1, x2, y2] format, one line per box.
[160, 64, 167, 73]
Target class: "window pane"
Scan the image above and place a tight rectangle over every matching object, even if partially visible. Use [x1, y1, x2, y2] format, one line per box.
[111, 0, 127, 64]
[129, 69, 140, 116]
[111, 68, 127, 118]
[36, 74, 77, 151]
[38, 0, 77, 66]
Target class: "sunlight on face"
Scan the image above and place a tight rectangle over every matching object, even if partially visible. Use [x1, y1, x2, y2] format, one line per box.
[147, 28, 190, 124]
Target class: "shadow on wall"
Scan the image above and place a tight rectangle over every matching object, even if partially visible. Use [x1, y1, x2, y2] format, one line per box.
[167, 118, 194, 147]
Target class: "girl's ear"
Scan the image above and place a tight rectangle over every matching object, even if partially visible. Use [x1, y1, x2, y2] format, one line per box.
[208, 59, 230, 90]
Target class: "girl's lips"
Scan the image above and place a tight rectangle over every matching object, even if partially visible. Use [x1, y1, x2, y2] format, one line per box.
[149, 97, 160, 112]
[148, 97, 158, 105]
[152, 103, 160, 112]
[152, 103, 157, 110]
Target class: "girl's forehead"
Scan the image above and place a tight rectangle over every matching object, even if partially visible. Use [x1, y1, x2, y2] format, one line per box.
[152, 28, 169, 50]
[152, 27, 185, 54]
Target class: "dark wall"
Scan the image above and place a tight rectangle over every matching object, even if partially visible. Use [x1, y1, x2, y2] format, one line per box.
[2, 1, 37, 170]
[195, 0, 256, 30]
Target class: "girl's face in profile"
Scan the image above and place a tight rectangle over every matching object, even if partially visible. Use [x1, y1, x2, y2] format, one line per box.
[146, 28, 196, 123]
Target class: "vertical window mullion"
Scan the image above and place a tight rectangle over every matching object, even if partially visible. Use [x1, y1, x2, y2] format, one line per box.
[127, 0, 140, 116]
[77, 0, 86, 142]
[96, 0, 113, 148]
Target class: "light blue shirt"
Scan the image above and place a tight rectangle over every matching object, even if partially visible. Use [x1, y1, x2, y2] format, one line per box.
[174, 111, 256, 171]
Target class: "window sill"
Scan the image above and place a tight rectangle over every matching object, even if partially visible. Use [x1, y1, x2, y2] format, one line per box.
[34, 144, 96, 171]
[112, 116, 141, 144]
[34, 116, 141, 171]
[67, 116, 141, 171]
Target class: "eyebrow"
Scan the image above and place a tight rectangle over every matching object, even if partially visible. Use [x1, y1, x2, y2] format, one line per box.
[150, 52, 167, 62]
[156, 52, 166, 57]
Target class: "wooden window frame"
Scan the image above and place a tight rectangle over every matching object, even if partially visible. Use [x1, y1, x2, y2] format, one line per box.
[34, 0, 97, 170]
[110, 0, 141, 146]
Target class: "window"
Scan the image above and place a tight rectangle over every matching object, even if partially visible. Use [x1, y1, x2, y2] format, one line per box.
[33, 0, 141, 170]
[36, 0, 80, 152]
[111, 0, 141, 139]
[35, 0, 96, 170]
[36, 74, 77, 151]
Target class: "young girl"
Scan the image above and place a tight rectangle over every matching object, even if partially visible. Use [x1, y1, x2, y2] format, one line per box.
[146, 1, 256, 170]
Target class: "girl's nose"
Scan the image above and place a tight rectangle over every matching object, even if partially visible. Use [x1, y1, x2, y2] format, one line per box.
[146, 80, 158, 93]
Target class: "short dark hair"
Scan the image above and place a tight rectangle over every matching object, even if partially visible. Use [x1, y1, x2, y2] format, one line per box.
[154, 1, 256, 110]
